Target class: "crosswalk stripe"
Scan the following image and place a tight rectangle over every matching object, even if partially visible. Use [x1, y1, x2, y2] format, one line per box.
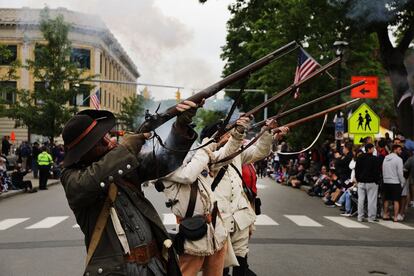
[256, 184, 267, 190]
[377, 220, 414, 230]
[324, 216, 369, 229]
[163, 213, 177, 225]
[255, 215, 279, 225]
[25, 216, 69, 229]
[0, 215, 412, 231]
[284, 215, 323, 227]
[0, 218, 30, 230]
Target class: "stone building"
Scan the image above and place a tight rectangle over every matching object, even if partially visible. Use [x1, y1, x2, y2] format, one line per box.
[0, 7, 139, 144]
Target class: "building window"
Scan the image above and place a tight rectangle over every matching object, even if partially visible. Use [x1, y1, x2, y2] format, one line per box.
[71, 48, 91, 69]
[109, 63, 112, 80]
[70, 84, 91, 107]
[0, 81, 17, 103]
[104, 58, 107, 77]
[112, 94, 115, 109]
[99, 53, 102, 74]
[34, 44, 47, 62]
[108, 92, 111, 107]
[104, 90, 107, 106]
[34, 81, 46, 105]
[0, 45, 17, 65]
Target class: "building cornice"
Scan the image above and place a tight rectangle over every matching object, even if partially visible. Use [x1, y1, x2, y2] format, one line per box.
[0, 8, 139, 78]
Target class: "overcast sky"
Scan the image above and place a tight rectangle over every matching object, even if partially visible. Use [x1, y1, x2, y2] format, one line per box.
[0, 0, 233, 100]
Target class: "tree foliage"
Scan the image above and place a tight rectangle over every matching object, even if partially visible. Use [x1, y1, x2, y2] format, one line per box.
[118, 94, 146, 132]
[1, 7, 95, 142]
[213, 0, 414, 147]
[194, 109, 226, 132]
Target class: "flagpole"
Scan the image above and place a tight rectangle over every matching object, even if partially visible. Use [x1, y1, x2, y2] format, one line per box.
[300, 46, 335, 80]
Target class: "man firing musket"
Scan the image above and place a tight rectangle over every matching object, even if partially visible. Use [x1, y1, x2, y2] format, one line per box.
[60, 101, 200, 276]
[59, 40, 363, 276]
[59, 42, 299, 276]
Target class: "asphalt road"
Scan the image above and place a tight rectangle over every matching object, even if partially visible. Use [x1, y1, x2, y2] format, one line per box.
[0, 178, 413, 276]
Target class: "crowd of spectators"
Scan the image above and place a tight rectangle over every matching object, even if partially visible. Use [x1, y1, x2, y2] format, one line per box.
[0, 136, 65, 194]
[265, 133, 414, 222]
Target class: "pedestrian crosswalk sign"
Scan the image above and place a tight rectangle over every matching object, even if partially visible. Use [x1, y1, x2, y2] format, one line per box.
[348, 103, 380, 134]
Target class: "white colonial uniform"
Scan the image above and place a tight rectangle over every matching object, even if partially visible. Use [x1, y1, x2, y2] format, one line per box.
[157, 129, 245, 256]
[214, 130, 273, 257]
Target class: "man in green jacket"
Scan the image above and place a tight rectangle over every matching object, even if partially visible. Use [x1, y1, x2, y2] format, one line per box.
[37, 146, 53, 190]
[61, 101, 198, 276]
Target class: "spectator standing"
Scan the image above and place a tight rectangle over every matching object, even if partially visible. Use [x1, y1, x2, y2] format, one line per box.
[404, 155, 414, 210]
[19, 142, 32, 170]
[255, 158, 267, 178]
[355, 143, 381, 222]
[377, 138, 389, 164]
[382, 144, 405, 222]
[334, 143, 353, 182]
[393, 136, 410, 163]
[361, 137, 378, 156]
[37, 146, 53, 190]
[1, 136, 11, 156]
[31, 142, 41, 178]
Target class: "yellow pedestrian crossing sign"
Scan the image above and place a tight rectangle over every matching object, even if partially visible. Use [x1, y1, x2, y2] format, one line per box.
[348, 103, 380, 134]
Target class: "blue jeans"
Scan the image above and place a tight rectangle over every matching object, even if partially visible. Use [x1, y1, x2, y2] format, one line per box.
[338, 190, 352, 214]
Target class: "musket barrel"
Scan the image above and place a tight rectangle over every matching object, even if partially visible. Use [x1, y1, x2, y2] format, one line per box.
[223, 57, 341, 132]
[137, 41, 299, 133]
[214, 99, 360, 165]
[282, 99, 360, 129]
[252, 80, 366, 128]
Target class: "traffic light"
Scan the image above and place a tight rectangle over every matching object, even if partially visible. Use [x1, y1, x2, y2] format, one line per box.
[175, 89, 181, 102]
[142, 86, 150, 99]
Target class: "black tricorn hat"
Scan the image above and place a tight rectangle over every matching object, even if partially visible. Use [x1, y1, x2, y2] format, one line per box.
[62, 109, 115, 168]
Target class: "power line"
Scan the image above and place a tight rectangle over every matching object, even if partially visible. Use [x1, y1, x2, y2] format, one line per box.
[90, 79, 184, 89]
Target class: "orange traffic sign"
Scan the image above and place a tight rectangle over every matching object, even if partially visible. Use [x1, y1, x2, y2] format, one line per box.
[351, 76, 378, 99]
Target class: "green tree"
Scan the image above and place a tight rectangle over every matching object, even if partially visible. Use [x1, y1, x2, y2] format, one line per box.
[333, 0, 414, 137]
[198, 0, 400, 148]
[2, 7, 94, 143]
[203, 0, 413, 142]
[194, 109, 226, 132]
[118, 94, 146, 132]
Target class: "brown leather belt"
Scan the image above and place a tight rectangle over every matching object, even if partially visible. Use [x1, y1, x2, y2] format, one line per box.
[124, 240, 159, 264]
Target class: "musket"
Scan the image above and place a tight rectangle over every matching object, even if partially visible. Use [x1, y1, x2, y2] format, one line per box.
[214, 98, 361, 164]
[137, 41, 299, 133]
[221, 57, 341, 134]
[281, 98, 360, 129]
[252, 80, 366, 128]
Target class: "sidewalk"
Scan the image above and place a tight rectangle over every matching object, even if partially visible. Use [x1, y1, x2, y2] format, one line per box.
[0, 173, 60, 200]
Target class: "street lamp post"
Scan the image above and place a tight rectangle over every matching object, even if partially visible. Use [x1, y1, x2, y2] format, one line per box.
[333, 40, 348, 149]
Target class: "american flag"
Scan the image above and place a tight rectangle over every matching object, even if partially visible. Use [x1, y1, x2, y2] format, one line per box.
[90, 89, 100, 110]
[294, 48, 320, 99]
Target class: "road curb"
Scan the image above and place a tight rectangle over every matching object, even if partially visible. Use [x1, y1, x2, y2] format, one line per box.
[0, 180, 60, 200]
[300, 185, 311, 193]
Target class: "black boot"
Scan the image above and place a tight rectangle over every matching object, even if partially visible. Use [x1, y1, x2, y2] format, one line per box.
[232, 256, 247, 276]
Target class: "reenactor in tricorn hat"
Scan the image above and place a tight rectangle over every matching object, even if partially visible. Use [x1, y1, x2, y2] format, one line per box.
[60, 101, 199, 276]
